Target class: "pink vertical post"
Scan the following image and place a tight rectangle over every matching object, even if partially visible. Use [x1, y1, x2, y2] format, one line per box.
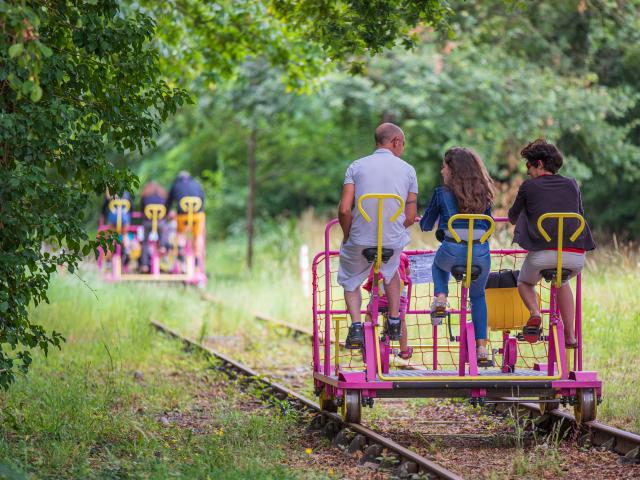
[432, 325, 438, 370]
[466, 319, 478, 376]
[113, 243, 121, 281]
[547, 288, 556, 377]
[151, 244, 160, 275]
[365, 273, 380, 380]
[555, 316, 568, 379]
[547, 288, 568, 378]
[323, 221, 337, 376]
[551, 287, 568, 379]
[575, 273, 582, 371]
[458, 287, 468, 377]
[311, 253, 323, 373]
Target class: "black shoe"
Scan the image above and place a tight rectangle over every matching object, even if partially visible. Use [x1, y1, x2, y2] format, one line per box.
[345, 323, 364, 349]
[387, 316, 401, 342]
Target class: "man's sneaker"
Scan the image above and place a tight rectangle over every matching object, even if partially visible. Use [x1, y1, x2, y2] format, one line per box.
[387, 316, 401, 342]
[345, 322, 364, 349]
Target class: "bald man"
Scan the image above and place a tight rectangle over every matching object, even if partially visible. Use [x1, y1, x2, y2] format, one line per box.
[337, 123, 418, 349]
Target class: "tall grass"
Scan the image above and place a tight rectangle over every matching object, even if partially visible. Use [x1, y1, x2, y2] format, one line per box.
[0, 273, 322, 479]
[206, 212, 640, 432]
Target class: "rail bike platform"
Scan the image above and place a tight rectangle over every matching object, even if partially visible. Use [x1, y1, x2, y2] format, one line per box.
[97, 197, 207, 285]
[311, 198, 601, 424]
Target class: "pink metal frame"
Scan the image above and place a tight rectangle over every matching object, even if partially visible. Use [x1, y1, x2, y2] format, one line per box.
[96, 211, 206, 285]
[312, 217, 601, 400]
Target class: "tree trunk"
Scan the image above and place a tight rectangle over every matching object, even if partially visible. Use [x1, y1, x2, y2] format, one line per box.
[246, 124, 257, 269]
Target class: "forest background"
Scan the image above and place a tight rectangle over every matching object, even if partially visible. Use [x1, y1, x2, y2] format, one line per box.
[132, 0, 640, 243]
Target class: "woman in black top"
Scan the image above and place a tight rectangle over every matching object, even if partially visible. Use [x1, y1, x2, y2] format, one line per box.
[508, 139, 595, 348]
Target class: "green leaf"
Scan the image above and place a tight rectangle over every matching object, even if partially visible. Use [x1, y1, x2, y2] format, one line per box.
[8, 43, 24, 58]
[30, 84, 43, 102]
[22, 80, 34, 94]
[36, 41, 53, 58]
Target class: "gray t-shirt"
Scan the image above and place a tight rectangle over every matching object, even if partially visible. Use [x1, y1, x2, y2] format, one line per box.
[344, 148, 418, 248]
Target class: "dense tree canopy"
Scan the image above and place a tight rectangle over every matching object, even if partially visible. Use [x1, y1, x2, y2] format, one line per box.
[139, 0, 640, 238]
[0, 1, 188, 388]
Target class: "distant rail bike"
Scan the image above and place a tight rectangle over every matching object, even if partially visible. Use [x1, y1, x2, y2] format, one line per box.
[312, 195, 601, 424]
[97, 196, 207, 285]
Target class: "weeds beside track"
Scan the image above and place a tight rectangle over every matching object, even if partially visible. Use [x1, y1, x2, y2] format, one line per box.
[151, 319, 465, 480]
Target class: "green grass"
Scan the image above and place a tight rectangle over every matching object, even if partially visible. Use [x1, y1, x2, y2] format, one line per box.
[0, 273, 327, 479]
[3, 214, 638, 477]
[205, 213, 640, 433]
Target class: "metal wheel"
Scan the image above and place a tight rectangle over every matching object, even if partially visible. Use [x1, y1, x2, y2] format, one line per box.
[318, 389, 337, 413]
[539, 397, 560, 415]
[340, 390, 362, 423]
[574, 388, 597, 424]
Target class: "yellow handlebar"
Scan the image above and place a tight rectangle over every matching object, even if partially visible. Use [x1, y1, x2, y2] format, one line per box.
[179, 196, 203, 232]
[144, 204, 167, 236]
[447, 213, 495, 288]
[537, 212, 585, 287]
[357, 193, 405, 274]
[108, 199, 131, 234]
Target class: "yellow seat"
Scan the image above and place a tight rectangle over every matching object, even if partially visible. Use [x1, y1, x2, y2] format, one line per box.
[486, 288, 534, 331]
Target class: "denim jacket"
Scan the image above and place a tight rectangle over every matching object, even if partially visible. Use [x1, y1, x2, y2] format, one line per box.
[420, 186, 492, 239]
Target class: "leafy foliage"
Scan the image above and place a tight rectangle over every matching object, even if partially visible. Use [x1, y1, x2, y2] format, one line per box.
[0, 1, 188, 388]
[143, 0, 452, 89]
[140, 1, 640, 238]
[449, 0, 640, 234]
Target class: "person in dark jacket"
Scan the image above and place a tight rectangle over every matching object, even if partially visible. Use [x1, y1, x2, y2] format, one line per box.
[166, 171, 206, 268]
[508, 139, 596, 347]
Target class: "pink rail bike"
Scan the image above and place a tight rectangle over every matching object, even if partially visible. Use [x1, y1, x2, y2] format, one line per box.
[97, 197, 207, 285]
[311, 195, 601, 424]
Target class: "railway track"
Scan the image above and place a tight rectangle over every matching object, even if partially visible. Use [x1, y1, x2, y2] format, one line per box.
[197, 291, 640, 463]
[151, 319, 463, 479]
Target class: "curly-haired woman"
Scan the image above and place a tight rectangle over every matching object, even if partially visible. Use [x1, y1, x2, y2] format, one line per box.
[420, 147, 495, 363]
[508, 139, 595, 347]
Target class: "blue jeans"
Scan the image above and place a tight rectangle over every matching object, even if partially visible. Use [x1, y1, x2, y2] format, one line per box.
[432, 241, 491, 340]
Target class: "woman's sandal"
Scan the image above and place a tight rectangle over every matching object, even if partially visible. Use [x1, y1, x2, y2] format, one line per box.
[430, 299, 448, 315]
[398, 347, 413, 360]
[523, 313, 542, 343]
[477, 346, 491, 366]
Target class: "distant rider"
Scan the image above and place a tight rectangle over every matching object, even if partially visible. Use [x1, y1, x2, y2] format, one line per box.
[101, 190, 133, 261]
[139, 181, 169, 273]
[166, 171, 206, 269]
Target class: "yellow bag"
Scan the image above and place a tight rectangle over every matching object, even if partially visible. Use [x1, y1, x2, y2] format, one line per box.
[486, 288, 530, 331]
[485, 270, 531, 331]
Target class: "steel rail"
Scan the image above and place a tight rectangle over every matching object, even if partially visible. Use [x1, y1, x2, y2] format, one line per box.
[517, 401, 640, 456]
[151, 319, 464, 480]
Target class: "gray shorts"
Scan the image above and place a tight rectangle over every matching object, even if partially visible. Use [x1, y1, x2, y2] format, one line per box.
[518, 250, 585, 285]
[337, 241, 402, 292]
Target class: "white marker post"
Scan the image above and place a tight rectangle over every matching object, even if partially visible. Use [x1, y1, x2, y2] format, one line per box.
[299, 244, 311, 298]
